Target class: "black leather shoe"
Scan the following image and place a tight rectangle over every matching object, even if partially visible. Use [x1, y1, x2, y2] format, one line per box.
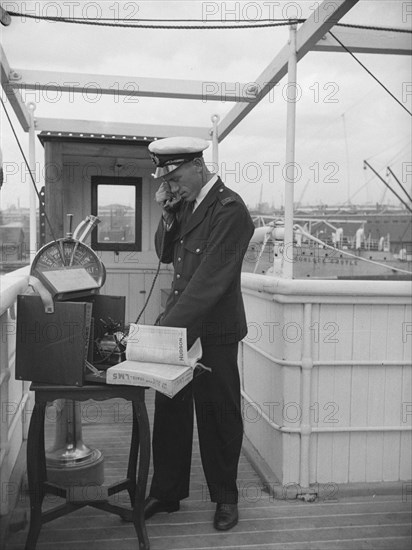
[213, 503, 238, 530]
[144, 496, 180, 519]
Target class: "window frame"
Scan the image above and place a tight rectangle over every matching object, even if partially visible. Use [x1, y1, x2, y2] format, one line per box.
[91, 175, 142, 252]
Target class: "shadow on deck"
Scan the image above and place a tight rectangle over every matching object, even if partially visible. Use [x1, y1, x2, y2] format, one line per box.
[4, 392, 412, 550]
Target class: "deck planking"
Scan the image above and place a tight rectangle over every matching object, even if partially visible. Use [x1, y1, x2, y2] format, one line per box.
[5, 392, 412, 550]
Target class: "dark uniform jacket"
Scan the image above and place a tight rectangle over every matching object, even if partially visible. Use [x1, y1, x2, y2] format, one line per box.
[155, 178, 255, 347]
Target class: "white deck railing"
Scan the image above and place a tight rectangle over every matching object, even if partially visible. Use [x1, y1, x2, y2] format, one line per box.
[240, 274, 412, 492]
[0, 267, 31, 516]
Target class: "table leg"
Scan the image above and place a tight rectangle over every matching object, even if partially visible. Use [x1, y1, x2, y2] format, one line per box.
[25, 401, 47, 550]
[131, 398, 150, 550]
[126, 402, 139, 505]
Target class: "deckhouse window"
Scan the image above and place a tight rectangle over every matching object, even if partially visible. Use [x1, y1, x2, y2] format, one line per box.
[91, 176, 142, 251]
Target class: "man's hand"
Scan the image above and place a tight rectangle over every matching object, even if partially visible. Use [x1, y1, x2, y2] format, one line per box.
[155, 181, 173, 207]
[156, 181, 181, 226]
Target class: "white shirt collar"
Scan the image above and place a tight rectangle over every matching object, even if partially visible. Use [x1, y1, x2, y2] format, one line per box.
[193, 174, 218, 211]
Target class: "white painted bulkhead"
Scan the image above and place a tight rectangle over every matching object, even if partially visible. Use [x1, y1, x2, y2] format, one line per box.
[240, 274, 412, 489]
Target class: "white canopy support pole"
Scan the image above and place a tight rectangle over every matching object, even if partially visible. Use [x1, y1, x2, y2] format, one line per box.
[281, 23, 298, 279]
[28, 102, 37, 260]
[211, 114, 220, 174]
[10, 70, 255, 103]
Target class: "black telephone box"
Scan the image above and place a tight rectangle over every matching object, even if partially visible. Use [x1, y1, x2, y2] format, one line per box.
[15, 294, 125, 386]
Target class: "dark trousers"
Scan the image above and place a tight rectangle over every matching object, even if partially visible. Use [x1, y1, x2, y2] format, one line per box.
[149, 342, 243, 504]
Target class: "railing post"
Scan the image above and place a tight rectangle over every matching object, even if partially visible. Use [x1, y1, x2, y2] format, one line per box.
[281, 21, 298, 279]
[300, 303, 313, 490]
[28, 102, 37, 260]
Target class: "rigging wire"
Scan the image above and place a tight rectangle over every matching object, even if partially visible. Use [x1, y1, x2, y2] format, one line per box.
[335, 22, 412, 33]
[11, 17, 301, 22]
[6, 11, 297, 28]
[328, 31, 412, 117]
[6, 11, 412, 34]
[386, 141, 412, 165]
[365, 138, 412, 164]
[0, 96, 59, 244]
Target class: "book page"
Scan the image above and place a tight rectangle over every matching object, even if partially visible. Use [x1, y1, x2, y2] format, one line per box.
[126, 324, 189, 365]
[187, 338, 202, 367]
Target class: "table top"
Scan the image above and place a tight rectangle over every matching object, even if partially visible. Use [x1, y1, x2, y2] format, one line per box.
[30, 380, 146, 401]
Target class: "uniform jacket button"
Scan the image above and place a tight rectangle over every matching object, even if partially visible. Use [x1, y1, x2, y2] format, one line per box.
[176, 274, 181, 279]
[174, 290, 179, 295]
[196, 248, 200, 253]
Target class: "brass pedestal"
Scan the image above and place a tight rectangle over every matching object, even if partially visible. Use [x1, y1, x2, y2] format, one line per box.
[45, 399, 104, 486]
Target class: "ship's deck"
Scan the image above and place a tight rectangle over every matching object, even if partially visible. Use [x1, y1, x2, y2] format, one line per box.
[4, 393, 412, 550]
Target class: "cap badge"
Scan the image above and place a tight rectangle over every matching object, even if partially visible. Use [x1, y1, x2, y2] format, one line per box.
[150, 153, 161, 166]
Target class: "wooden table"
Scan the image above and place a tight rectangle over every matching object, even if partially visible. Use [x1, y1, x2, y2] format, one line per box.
[25, 382, 150, 550]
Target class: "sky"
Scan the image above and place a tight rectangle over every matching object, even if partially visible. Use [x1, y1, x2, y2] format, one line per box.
[0, 0, 411, 211]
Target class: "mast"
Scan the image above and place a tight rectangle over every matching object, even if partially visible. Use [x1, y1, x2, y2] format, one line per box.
[342, 113, 351, 203]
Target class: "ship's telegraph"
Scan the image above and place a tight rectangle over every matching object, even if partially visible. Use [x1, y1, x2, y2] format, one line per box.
[16, 214, 126, 387]
[30, 214, 106, 313]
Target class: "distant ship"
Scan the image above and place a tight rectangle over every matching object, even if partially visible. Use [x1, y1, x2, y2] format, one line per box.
[245, 204, 412, 279]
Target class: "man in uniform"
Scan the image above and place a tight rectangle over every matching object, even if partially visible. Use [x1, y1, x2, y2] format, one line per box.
[144, 136, 255, 531]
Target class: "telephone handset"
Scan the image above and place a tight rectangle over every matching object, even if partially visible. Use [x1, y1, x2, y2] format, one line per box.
[163, 193, 182, 212]
[161, 181, 182, 213]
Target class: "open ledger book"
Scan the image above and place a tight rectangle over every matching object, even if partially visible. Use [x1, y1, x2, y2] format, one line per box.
[106, 324, 204, 398]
